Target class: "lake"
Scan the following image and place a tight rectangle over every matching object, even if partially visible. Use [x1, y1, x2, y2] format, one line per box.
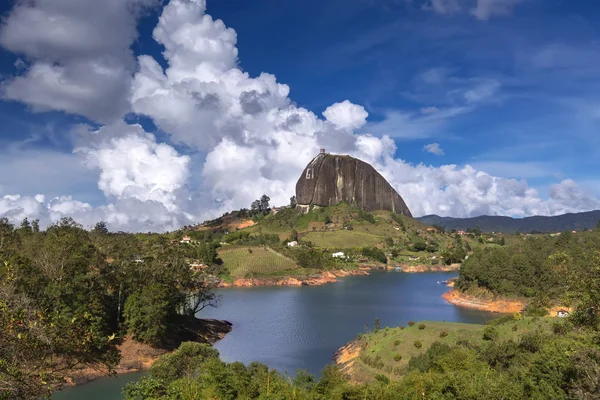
[54, 271, 497, 399]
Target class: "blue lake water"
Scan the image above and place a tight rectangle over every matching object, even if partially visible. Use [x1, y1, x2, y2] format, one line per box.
[55, 271, 497, 399]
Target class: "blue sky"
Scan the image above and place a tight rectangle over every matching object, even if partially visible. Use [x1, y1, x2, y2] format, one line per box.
[1, 0, 599, 230]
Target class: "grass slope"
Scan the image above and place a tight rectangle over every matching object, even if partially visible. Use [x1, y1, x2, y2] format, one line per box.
[218, 245, 299, 278]
[351, 317, 553, 383]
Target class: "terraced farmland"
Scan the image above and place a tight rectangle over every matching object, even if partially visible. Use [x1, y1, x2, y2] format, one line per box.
[219, 246, 299, 278]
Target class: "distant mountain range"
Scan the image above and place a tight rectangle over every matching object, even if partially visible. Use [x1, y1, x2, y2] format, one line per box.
[417, 210, 600, 234]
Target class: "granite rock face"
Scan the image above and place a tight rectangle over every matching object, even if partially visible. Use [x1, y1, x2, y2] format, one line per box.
[295, 153, 412, 217]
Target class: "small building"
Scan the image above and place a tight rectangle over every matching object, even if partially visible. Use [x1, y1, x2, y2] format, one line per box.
[456, 230, 466, 236]
[426, 227, 437, 233]
[394, 226, 400, 231]
[190, 261, 207, 271]
[408, 256, 419, 261]
[287, 241, 298, 247]
[557, 309, 570, 318]
[332, 251, 345, 258]
[180, 236, 192, 244]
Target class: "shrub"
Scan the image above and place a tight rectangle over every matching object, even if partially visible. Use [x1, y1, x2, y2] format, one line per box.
[520, 332, 544, 352]
[414, 340, 422, 349]
[394, 340, 401, 346]
[439, 331, 448, 338]
[399, 326, 405, 330]
[483, 326, 499, 341]
[394, 354, 402, 362]
[512, 325, 518, 331]
[375, 355, 381, 361]
[418, 323, 426, 330]
[408, 320, 415, 327]
[552, 321, 571, 335]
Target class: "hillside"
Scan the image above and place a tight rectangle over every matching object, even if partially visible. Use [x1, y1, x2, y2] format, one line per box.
[192, 203, 495, 282]
[417, 210, 600, 233]
[336, 316, 555, 384]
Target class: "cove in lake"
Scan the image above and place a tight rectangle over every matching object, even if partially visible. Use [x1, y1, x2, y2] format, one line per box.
[54, 271, 498, 400]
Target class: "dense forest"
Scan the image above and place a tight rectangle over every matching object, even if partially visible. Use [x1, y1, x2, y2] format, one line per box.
[0, 217, 221, 399]
[457, 227, 600, 317]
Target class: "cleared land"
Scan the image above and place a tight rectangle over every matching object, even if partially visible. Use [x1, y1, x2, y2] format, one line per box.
[347, 317, 554, 383]
[302, 230, 383, 248]
[218, 246, 299, 278]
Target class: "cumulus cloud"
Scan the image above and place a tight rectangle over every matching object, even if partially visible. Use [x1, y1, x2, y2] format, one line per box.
[0, 0, 157, 123]
[323, 100, 369, 130]
[424, 143, 445, 155]
[1, 0, 599, 232]
[1, 121, 196, 231]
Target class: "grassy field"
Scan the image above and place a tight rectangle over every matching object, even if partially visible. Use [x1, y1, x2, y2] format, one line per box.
[302, 230, 384, 248]
[350, 317, 554, 383]
[218, 245, 299, 278]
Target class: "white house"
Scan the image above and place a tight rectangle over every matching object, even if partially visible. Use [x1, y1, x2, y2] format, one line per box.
[332, 252, 346, 258]
[557, 309, 570, 318]
[180, 236, 192, 244]
[287, 241, 298, 247]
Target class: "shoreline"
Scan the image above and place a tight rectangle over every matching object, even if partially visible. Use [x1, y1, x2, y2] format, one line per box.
[442, 289, 525, 313]
[61, 318, 232, 389]
[217, 264, 460, 288]
[217, 268, 371, 287]
[442, 289, 571, 316]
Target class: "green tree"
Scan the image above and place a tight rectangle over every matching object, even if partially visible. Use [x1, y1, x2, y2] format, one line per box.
[124, 284, 179, 346]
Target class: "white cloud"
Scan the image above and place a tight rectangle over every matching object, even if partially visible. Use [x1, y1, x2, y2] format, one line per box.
[0, 0, 157, 123]
[463, 79, 501, 103]
[323, 100, 369, 130]
[424, 143, 445, 155]
[75, 122, 191, 213]
[422, 0, 521, 20]
[421, 0, 462, 15]
[471, 0, 522, 20]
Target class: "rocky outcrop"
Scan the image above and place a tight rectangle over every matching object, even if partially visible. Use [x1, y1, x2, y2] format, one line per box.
[295, 153, 412, 216]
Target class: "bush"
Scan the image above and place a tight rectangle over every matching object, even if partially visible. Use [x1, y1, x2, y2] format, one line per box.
[512, 325, 518, 331]
[414, 340, 422, 349]
[520, 332, 544, 352]
[483, 326, 499, 341]
[408, 320, 415, 327]
[552, 321, 571, 335]
[394, 354, 402, 362]
[394, 340, 401, 346]
[418, 323, 426, 330]
[439, 331, 448, 338]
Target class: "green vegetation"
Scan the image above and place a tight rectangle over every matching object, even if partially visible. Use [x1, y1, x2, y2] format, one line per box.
[124, 311, 600, 399]
[457, 229, 600, 306]
[218, 246, 299, 278]
[0, 217, 220, 399]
